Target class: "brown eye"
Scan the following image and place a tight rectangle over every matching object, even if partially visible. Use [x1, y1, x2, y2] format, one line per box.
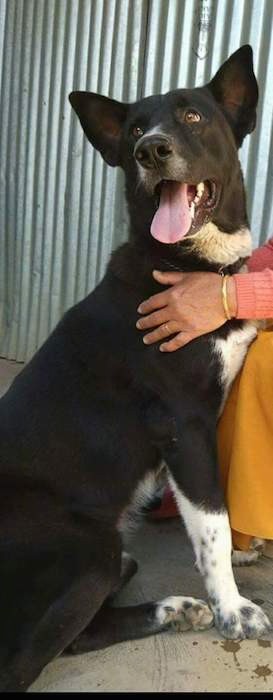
[185, 110, 201, 124]
[132, 126, 144, 138]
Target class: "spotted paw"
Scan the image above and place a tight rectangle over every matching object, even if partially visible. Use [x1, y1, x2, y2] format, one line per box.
[157, 595, 214, 632]
[231, 549, 259, 566]
[213, 597, 272, 639]
[232, 539, 265, 566]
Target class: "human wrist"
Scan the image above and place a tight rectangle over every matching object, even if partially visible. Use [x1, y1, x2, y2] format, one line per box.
[226, 276, 237, 318]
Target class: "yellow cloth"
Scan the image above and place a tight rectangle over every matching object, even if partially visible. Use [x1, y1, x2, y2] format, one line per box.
[217, 328, 273, 551]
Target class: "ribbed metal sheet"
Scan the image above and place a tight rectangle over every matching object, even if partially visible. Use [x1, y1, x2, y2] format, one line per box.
[1, 0, 273, 361]
[0, 0, 148, 361]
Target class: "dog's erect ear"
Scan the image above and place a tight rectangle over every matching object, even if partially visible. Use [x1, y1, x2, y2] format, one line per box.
[206, 45, 258, 147]
[69, 92, 129, 166]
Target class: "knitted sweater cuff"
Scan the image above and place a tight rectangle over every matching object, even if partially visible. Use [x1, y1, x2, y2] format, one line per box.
[234, 269, 273, 319]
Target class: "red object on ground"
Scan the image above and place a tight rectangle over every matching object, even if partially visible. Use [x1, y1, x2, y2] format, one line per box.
[149, 487, 178, 520]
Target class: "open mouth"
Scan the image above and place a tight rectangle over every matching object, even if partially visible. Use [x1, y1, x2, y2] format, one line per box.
[151, 180, 218, 244]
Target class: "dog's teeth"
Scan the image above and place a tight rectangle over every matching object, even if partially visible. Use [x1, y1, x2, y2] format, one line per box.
[190, 201, 195, 220]
[194, 182, 205, 204]
[197, 182, 205, 197]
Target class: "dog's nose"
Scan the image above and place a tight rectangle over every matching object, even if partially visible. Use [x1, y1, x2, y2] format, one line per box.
[134, 135, 173, 169]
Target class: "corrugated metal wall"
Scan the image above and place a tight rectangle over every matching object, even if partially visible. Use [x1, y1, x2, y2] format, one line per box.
[1, 0, 273, 361]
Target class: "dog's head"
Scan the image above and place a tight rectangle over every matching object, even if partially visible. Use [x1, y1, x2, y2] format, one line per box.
[70, 46, 258, 258]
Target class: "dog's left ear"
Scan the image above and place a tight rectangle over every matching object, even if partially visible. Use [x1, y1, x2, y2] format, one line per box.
[69, 92, 129, 166]
[206, 45, 258, 147]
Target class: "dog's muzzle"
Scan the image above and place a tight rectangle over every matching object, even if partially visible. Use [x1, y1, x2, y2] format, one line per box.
[134, 134, 173, 170]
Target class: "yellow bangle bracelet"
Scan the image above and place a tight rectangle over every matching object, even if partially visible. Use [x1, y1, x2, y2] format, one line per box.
[222, 275, 232, 320]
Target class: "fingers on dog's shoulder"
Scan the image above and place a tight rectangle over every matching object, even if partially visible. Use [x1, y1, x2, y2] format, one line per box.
[153, 270, 184, 285]
[138, 291, 169, 313]
[160, 332, 191, 352]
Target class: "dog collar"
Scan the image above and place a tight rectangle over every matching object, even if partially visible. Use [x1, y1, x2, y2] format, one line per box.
[218, 256, 248, 276]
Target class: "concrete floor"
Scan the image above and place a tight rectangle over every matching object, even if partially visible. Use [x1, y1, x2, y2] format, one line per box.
[0, 358, 273, 693]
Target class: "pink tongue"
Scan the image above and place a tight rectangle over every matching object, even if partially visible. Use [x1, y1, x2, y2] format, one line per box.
[151, 182, 192, 243]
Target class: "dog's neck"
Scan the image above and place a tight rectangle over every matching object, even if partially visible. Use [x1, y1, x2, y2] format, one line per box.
[109, 222, 251, 292]
[110, 165, 252, 289]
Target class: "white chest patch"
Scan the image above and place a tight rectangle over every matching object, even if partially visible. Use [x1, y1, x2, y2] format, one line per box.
[185, 224, 252, 265]
[212, 321, 258, 414]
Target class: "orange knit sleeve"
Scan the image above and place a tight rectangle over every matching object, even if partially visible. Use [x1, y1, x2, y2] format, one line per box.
[233, 237, 273, 319]
[234, 269, 273, 319]
[248, 238, 273, 272]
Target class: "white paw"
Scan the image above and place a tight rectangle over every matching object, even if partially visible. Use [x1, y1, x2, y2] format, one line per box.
[211, 596, 272, 639]
[232, 538, 266, 566]
[157, 595, 214, 632]
[232, 549, 259, 566]
[251, 537, 266, 553]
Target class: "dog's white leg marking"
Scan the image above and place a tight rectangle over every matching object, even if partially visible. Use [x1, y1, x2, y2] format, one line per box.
[212, 322, 258, 415]
[169, 477, 271, 639]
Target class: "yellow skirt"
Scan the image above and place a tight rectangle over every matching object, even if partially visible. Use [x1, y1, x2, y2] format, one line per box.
[217, 327, 273, 551]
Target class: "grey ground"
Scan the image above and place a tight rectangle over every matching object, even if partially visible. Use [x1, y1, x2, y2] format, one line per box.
[1, 359, 273, 693]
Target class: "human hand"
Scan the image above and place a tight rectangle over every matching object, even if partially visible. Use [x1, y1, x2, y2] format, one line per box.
[136, 270, 237, 352]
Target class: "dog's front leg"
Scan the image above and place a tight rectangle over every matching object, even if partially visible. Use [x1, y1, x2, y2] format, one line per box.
[163, 411, 271, 640]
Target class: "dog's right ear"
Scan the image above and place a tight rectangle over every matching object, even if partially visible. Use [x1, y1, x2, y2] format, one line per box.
[206, 45, 258, 148]
[69, 92, 129, 166]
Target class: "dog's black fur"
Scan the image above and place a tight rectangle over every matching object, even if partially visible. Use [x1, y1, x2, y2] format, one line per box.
[0, 46, 270, 692]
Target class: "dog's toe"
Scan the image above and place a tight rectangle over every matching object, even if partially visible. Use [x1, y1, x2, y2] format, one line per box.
[213, 597, 272, 640]
[183, 599, 215, 631]
[157, 596, 214, 632]
[232, 549, 259, 566]
[232, 539, 266, 567]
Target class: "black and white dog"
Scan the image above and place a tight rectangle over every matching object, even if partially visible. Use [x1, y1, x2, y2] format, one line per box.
[0, 45, 271, 691]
